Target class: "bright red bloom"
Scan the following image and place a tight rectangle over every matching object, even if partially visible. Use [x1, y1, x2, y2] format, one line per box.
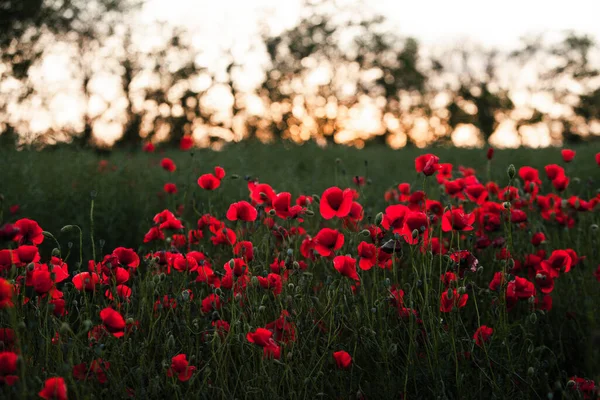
[179, 136, 194, 150]
[257, 273, 283, 296]
[357, 241, 377, 271]
[160, 158, 176, 172]
[163, 183, 177, 194]
[320, 187, 353, 220]
[100, 307, 126, 338]
[333, 255, 359, 281]
[143, 226, 164, 243]
[381, 204, 409, 233]
[544, 164, 565, 181]
[272, 192, 303, 219]
[401, 211, 429, 245]
[440, 289, 468, 312]
[415, 154, 440, 176]
[465, 184, 488, 205]
[561, 149, 575, 163]
[248, 181, 276, 206]
[226, 201, 258, 222]
[233, 241, 254, 261]
[569, 376, 597, 399]
[72, 272, 100, 292]
[473, 326, 493, 347]
[167, 354, 196, 382]
[0, 351, 18, 385]
[333, 350, 352, 370]
[13, 218, 44, 245]
[201, 294, 222, 313]
[531, 232, 546, 246]
[541, 250, 572, 278]
[142, 142, 155, 152]
[198, 174, 221, 190]
[246, 328, 273, 347]
[518, 166, 541, 186]
[596, 152, 600, 166]
[440, 271, 457, 288]
[313, 228, 344, 257]
[39, 377, 67, 400]
[112, 248, 140, 269]
[0, 279, 14, 309]
[442, 208, 475, 232]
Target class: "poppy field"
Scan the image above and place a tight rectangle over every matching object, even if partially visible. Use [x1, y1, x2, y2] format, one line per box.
[1, 142, 600, 399]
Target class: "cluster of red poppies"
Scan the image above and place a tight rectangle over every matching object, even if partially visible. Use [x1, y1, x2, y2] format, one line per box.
[0, 145, 599, 398]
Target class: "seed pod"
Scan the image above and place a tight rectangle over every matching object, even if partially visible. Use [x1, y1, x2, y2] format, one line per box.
[507, 164, 516, 179]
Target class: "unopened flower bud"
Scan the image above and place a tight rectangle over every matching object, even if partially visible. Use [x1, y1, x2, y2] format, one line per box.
[446, 288, 453, 299]
[51, 248, 60, 257]
[268, 209, 276, 216]
[527, 367, 535, 376]
[503, 202, 511, 209]
[507, 164, 516, 179]
[375, 212, 384, 226]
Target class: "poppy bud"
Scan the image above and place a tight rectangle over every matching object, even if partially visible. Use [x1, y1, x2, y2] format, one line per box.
[288, 283, 294, 291]
[268, 209, 276, 216]
[573, 177, 580, 184]
[67, 242, 73, 249]
[167, 334, 175, 349]
[214, 288, 222, 296]
[371, 308, 377, 314]
[507, 164, 516, 179]
[312, 195, 320, 203]
[591, 224, 599, 233]
[359, 229, 370, 237]
[528, 296, 536, 305]
[258, 306, 265, 313]
[535, 273, 544, 280]
[61, 225, 76, 232]
[159, 273, 166, 282]
[287, 248, 293, 256]
[383, 278, 390, 287]
[389, 343, 397, 356]
[235, 293, 242, 301]
[457, 286, 466, 295]
[529, 313, 537, 324]
[90, 190, 97, 199]
[59, 323, 71, 334]
[305, 209, 315, 216]
[17, 321, 26, 330]
[250, 276, 258, 286]
[476, 266, 484, 275]
[446, 288, 453, 299]
[486, 147, 494, 160]
[27, 263, 35, 271]
[51, 248, 60, 257]
[527, 367, 535, 376]
[82, 320, 93, 331]
[126, 318, 134, 325]
[375, 212, 384, 226]
[335, 158, 341, 164]
[181, 290, 190, 301]
[231, 174, 240, 179]
[412, 229, 419, 239]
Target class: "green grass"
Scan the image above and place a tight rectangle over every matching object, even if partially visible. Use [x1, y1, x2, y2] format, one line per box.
[1, 141, 600, 399]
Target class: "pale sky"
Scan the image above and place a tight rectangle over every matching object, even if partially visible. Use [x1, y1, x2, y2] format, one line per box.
[142, 0, 600, 50]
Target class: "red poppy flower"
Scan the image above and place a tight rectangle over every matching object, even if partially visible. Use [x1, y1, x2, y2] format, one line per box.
[381, 204, 409, 233]
[13, 218, 44, 245]
[225, 201, 257, 222]
[507, 276, 535, 301]
[167, 354, 196, 382]
[464, 184, 488, 205]
[442, 208, 475, 232]
[544, 164, 565, 181]
[440, 289, 468, 312]
[39, 377, 67, 400]
[198, 174, 221, 190]
[179, 136, 194, 150]
[357, 242, 377, 271]
[320, 187, 353, 219]
[473, 326, 493, 347]
[73, 272, 101, 292]
[246, 328, 274, 347]
[415, 154, 440, 176]
[333, 350, 352, 370]
[100, 307, 126, 338]
[272, 192, 303, 219]
[531, 232, 546, 246]
[313, 228, 344, 257]
[142, 142, 155, 152]
[561, 149, 575, 162]
[333, 255, 359, 281]
[233, 241, 254, 261]
[163, 183, 177, 194]
[201, 294, 222, 313]
[0, 351, 18, 385]
[440, 271, 457, 288]
[143, 226, 164, 243]
[596, 152, 600, 166]
[0, 279, 14, 309]
[248, 181, 276, 206]
[541, 249, 572, 278]
[160, 158, 176, 172]
[353, 176, 365, 186]
[518, 166, 541, 186]
[401, 211, 429, 245]
[112, 248, 140, 269]
[257, 273, 283, 296]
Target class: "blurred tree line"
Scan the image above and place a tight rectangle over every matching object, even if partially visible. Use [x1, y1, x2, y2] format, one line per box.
[1, 0, 599, 149]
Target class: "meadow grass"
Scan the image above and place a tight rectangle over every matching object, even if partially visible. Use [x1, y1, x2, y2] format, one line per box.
[0, 142, 600, 399]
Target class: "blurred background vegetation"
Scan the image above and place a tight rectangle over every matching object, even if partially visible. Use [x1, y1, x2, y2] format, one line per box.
[1, 0, 600, 150]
